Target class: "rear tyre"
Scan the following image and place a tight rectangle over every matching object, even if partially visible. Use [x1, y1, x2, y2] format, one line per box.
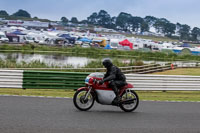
[119, 90, 139, 112]
[73, 89, 94, 111]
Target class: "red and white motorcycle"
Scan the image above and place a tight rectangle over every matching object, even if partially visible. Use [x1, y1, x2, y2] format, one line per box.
[73, 73, 139, 112]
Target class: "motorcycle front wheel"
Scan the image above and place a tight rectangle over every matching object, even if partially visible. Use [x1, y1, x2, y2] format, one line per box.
[119, 90, 139, 112]
[73, 89, 95, 111]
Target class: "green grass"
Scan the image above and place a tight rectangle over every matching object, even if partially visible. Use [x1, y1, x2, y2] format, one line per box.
[153, 68, 200, 76]
[137, 91, 200, 102]
[131, 34, 179, 42]
[0, 89, 75, 98]
[0, 89, 200, 102]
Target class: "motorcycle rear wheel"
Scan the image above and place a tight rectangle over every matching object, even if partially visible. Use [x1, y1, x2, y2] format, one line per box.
[119, 90, 139, 112]
[73, 89, 94, 111]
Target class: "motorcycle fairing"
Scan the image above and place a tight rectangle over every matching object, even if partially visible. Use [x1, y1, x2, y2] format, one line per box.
[77, 87, 89, 91]
[95, 89, 116, 105]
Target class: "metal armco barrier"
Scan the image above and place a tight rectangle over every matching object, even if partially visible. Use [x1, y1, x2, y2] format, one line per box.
[126, 74, 200, 91]
[1, 69, 200, 90]
[23, 70, 89, 89]
[0, 70, 23, 88]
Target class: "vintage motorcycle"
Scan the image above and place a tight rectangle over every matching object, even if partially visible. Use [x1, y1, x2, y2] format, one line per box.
[73, 72, 139, 112]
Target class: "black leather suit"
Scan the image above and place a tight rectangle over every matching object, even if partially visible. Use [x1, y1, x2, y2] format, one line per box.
[101, 60, 127, 100]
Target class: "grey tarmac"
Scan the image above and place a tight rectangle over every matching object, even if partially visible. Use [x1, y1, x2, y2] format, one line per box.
[0, 96, 200, 133]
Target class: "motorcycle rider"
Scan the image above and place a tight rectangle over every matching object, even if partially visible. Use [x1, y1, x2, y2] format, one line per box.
[99, 59, 127, 105]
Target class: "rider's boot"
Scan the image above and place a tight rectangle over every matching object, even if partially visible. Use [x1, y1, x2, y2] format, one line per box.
[112, 86, 121, 105]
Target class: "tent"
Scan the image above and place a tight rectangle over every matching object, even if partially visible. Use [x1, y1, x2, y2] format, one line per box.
[92, 39, 107, 47]
[59, 34, 71, 38]
[6, 33, 20, 42]
[180, 43, 191, 47]
[59, 34, 76, 44]
[79, 38, 92, 43]
[11, 30, 26, 35]
[119, 39, 133, 49]
[104, 44, 112, 49]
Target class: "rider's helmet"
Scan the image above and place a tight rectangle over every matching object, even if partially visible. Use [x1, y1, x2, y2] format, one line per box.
[102, 58, 113, 68]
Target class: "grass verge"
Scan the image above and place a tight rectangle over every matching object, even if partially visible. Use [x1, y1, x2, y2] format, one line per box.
[152, 68, 200, 76]
[0, 89, 75, 98]
[0, 89, 200, 102]
[137, 91, 200, 102]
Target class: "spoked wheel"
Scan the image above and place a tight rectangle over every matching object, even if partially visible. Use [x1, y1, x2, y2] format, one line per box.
[119, 90, 139, 112]
[73, 89, 94, 111]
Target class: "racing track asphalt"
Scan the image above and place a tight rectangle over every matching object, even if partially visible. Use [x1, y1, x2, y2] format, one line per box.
[0, 96, 200, 133]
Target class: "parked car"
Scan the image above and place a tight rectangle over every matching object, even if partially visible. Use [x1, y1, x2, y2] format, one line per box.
[63, 43, 74, 47]
[24, 36, 35, 44]
[59, 34, 76, 44]
[0, 32, 9, 43]
[75, 40, 83, 45]
[123, 46, 131, 51]
[81, 43, 91, 48]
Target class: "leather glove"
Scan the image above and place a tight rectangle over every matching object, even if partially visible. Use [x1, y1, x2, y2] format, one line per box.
[99, 80, 104, 85]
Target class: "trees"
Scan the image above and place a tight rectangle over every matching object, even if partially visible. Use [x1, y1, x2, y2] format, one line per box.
[61, 17, 68, 23]
[115, 14, 150, 33]
[61, 17, 68, 25]
[176, 23, 191, 40]
[153, 18, 169, 33]
[87, 12, 98, 25]
[140, 21, 149, 32]
[116, 12, 133, 31]
[130, 16, 144, 32]
[191, 27, 200, 41]
[86, 10, 180, 36]
[163, 22, 176, 37]
[79, 20, 88, 24]
[151, 18, 176, 36]
[12, 9, 31, 18]
[110, 16, 117, 29]
[0, 10, 9, 16]
[144, 16, 157, 27]
[33, 16, 38, 19]
[97, 10, 112, 28]
[71, 17, 79, 24]
[87, 10, 112, 28]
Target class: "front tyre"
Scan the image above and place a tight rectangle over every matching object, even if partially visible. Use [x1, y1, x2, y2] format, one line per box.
[73, 89, 94, 111]
[119, 90, 139, 112]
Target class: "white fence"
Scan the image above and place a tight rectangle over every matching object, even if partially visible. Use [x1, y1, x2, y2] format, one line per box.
[1, 69, 200, 90]
[0, 70, 23, 88]
[126, 74, 200, 91]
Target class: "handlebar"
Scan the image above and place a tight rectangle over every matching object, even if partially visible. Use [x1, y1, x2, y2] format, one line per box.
[93, 79, 101, 85]
[93, 79, 98, 84]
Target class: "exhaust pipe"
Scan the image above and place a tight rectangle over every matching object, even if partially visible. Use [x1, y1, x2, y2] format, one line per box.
[121, 98, 136, 104]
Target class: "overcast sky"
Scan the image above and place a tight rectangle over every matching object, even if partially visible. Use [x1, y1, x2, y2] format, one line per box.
[0, 0, 199, 28]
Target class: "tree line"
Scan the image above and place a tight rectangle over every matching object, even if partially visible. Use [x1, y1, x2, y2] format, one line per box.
[1, 9, 200, 41]
[61, 10, 200, 41]
[0, 9, 49, 22]
[0, 9, 31, 18]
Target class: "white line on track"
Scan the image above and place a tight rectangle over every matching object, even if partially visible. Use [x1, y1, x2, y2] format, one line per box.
[0, 94, 200, 103]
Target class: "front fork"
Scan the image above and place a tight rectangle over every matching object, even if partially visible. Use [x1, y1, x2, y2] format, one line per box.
[84, 86, 92, 101]
[125, 88, 131, 99]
